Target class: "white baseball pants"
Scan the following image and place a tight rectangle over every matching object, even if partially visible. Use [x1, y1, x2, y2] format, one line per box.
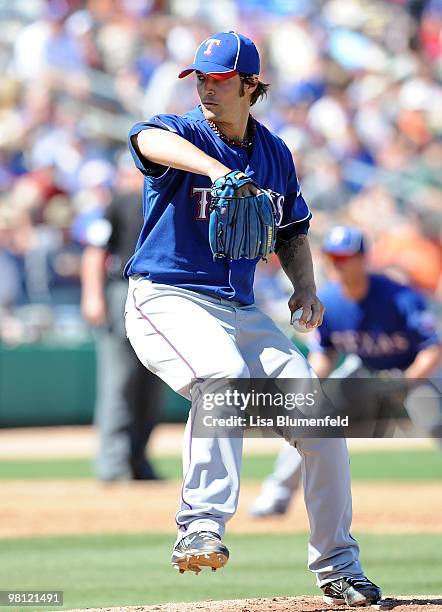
[125, 275, 364, 585]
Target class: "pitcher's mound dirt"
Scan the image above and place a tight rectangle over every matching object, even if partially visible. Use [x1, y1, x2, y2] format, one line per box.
[66, 595, 442, 612]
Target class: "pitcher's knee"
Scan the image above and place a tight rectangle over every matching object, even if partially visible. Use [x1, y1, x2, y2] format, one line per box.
[208, 358, 250, 380]
[228, 360, 250, 380]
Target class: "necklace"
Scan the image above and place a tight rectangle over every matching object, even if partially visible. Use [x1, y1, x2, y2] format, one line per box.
[206, 116, 256, 150]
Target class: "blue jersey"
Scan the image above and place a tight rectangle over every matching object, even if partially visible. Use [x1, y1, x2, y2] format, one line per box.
[124, 105, 311, 305]
[310, 274, 440, 370]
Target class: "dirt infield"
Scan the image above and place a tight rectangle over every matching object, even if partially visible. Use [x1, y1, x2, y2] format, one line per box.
[1, 479, 441, 538]
[65, 595, 442, 611]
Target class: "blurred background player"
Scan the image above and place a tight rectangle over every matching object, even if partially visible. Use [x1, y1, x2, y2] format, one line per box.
[80, 153, 164, 482]
[250, 225, 442, 517]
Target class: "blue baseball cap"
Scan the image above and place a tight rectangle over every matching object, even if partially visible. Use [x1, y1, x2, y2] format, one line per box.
[178, 31, 260, 80]
[322, 225, 366, 256]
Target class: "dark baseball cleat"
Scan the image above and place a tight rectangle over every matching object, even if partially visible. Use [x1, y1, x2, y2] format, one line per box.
[321, 576, 382, 607]
[171, 531, 229, 575]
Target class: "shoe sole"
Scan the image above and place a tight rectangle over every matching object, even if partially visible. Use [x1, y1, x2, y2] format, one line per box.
[172, 550, 229, 575]
[323, 595, 377, 607]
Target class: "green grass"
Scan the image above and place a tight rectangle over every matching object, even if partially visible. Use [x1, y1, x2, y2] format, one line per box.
[0, 532, 441, 611]
[0, 449, 441, 481]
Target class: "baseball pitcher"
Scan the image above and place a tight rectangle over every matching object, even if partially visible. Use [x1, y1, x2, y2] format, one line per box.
[124, 32, 382, 607]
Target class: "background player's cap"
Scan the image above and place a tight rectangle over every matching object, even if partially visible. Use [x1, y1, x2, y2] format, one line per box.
[178, 31, 260, 80]
[322, 225, 366, 256]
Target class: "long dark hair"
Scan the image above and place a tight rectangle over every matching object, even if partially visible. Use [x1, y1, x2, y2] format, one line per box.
[239, 73, 270, 106]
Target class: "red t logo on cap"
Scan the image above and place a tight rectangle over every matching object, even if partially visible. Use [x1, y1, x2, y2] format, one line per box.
[203, 39, 221, 55]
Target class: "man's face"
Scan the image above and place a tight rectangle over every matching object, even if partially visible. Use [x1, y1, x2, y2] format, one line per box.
[196, 72, 251, 123]
[325, 252, 367, 285]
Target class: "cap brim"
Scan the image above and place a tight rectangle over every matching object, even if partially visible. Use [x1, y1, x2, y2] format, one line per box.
[322, 245, 364, 256]
[178, 62, 239, 79]
[323, 249, 357, 256]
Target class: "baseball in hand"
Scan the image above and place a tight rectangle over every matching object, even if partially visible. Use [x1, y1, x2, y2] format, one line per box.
[290, 308, 312, 334]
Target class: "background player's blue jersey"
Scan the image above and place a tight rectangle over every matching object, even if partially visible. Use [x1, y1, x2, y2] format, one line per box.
[309, 274, 440, 370]
[125, 106, 311, 305]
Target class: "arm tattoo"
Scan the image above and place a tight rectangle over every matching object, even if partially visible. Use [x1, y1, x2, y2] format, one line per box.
[278, 234, 306, 270]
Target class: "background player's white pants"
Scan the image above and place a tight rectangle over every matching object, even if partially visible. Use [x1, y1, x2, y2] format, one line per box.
[255, 359, 442, 512]
[255, 442, 303, 508]
[253, 356, 364, 510]
[125, 276, 363, 585]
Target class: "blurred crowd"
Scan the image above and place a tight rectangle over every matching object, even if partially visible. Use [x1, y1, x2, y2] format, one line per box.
[0, 0, 441, 344]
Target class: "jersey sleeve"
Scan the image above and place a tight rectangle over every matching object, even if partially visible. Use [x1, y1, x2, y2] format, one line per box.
[275, 151, 312, 252]
[396, 287, 440, 351]
[128, 114, 192, 178]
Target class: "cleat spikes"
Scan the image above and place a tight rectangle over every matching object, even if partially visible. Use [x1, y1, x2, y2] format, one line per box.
[171, 531, 230, 575]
